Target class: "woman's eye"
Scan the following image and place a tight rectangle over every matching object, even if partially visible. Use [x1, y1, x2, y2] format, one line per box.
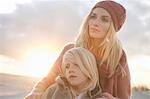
[90, 14, 96, 19]
[101, 17, 109, 22]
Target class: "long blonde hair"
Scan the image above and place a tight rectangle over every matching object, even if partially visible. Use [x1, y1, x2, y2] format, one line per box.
[75, 11, 124, 77]
[61, 47, 100, 93]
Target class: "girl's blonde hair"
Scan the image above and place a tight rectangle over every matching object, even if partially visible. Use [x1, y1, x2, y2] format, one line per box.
[75, 11, 125, 77]
[61, 47, 99, 93]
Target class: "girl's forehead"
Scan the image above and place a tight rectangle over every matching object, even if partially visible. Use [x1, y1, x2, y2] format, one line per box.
[63, 55, 76, 63]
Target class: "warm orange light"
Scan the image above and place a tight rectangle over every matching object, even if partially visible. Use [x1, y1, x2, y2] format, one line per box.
[25, 50, 50, 67]
[21, 48, 58, 77]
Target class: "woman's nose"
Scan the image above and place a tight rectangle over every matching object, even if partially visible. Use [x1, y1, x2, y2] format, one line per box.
[92, 19, 99, 27]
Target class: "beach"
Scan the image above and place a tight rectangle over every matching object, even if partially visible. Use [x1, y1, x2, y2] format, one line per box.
[0, 73, 149, 99]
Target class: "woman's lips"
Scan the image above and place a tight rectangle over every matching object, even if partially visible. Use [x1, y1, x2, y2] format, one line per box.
[90, 27, 100, 32]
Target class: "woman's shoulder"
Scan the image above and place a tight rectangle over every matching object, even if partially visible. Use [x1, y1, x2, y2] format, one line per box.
[120, 49, 128, 67]
[115, 49, 129, 76]
[122, 49, 127, 58]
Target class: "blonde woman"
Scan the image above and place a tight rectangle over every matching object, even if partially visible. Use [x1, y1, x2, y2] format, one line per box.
[41, 47, 101, 99]
[25, 0, 131, 99]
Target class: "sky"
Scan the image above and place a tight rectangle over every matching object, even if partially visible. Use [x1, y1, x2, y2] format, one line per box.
[0, 0, 150, 87]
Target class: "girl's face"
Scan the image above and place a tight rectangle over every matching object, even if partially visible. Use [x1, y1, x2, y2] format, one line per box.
[88, 8, 112, 39]
[64, 57, 88, 89]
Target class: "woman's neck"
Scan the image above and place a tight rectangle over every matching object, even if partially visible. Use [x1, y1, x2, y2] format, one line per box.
[87, 38, 104, 60]
[90, 38, 103, 48]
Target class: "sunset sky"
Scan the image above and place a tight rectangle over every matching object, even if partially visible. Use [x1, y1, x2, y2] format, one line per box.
[0, 0, 150, 87]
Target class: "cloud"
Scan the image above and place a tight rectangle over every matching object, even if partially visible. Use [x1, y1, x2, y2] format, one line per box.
[0, 1, 88, 58]
[0, 0, 150, 59]
[118, 0, 150, 55]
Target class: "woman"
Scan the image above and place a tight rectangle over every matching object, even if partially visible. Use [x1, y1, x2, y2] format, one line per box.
[25, 0, 131, 99]
[42, 47, 101, 99]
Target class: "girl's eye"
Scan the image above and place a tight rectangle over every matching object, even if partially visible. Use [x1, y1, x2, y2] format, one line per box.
[65, 63, 70, 69]
[74, 63, 78, 67]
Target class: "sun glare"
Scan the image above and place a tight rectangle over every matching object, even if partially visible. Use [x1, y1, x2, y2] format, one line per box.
[22, 48, 58, 77]
[26, 51, 50, 68]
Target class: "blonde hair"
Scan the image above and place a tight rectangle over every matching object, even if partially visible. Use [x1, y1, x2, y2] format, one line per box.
[76, 11, 125, 77]
[61, 47, 99, 93]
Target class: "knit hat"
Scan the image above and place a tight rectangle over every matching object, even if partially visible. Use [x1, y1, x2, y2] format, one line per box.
[92, 0, 126, 32]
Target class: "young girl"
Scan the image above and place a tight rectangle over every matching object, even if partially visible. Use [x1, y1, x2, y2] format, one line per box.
[41, 47, 101, 99]
[25, 1, 131, 99]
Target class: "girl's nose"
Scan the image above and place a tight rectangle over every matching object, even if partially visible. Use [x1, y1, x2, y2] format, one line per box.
[68, 66, 74, 73]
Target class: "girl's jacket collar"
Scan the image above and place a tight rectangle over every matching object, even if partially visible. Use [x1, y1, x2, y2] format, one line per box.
[55, 75, 102, 98]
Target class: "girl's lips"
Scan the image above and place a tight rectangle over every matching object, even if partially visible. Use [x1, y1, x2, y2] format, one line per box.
[69, 75, 77, 79]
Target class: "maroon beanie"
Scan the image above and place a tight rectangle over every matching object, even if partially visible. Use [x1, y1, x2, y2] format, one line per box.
[92, 0, 126, 32]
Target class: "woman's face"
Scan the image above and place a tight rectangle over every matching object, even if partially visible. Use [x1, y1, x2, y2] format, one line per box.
[88, 8, 112, 38]
[64, 57, 88, 89]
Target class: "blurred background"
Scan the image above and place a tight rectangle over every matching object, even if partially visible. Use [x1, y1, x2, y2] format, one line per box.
[0, 0, 150, 97]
